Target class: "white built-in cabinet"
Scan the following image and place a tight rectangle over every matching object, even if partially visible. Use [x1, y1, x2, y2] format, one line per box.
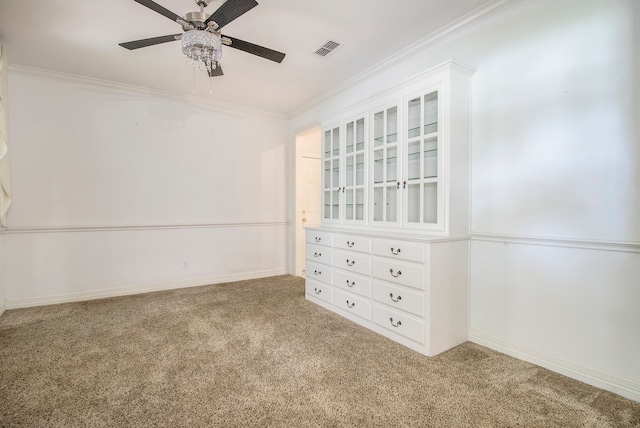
[322, 114, 367, 224]
[308, 60, 474, 357]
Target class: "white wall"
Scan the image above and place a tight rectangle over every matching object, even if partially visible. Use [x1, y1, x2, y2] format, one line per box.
[0, 41, 7, 316]
[5, 67, 289, 306]
[288, 0, 640, 401]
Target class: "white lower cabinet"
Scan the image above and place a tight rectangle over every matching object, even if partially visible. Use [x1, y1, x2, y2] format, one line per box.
[372, 280, 424, 318]
[372, 304, 425, 344]
[372, 258, 425, 291]
[305, 226, 469, 357]
[305, 279, 333, 304]
[333, 250, 371, 276]
[333, 289, 371, 320]
[333, 269, 371, 298]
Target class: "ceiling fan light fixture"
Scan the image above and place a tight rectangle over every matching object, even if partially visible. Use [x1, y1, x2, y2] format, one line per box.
[181, 29, 222, 71]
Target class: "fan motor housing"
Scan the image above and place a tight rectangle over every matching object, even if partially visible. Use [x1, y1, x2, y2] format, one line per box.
[184, 11, 209, 29]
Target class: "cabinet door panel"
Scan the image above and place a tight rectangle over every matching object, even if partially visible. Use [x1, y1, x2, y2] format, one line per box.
[403, 87, 442, 229]
[322, 125, 341, 222]
[370, 103, 401, 226]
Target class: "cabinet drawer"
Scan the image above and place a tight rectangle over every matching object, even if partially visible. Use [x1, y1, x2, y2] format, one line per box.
[373, 304, 425, 344]
[305, 244, 333, 266]
[372, 258, 425, 290]
[305, 279, 332, 304]
[333, 289, 371, 321]
[333, 234, 371, 254]
[333, 250, 371, 276]
[372, 281, 425, 318]
[333, 269, 371, 298]
[306, 260, 333, 285]
[372, 239, 426, 263]
[306, 230, 333, 246]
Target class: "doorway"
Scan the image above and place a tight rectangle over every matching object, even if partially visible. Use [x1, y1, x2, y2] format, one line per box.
[295, 126, 322, 277]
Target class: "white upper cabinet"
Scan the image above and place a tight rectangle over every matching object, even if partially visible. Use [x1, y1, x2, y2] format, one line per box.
[371, 102, 400, 226]
[402, 85, 443, 230]
[322, 124, 341, 222]
[322, 113, 368, 225]
[320, 60, 473, 237]
[343, 115, 367, 224]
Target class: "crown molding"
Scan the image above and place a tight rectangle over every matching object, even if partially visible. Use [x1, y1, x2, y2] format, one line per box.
[9, 64, 288, 120]
[318, 58, 476, 125]
[288, 0, 521, 118]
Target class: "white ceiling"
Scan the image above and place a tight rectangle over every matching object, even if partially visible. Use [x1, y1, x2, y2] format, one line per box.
[0, 0, 491, 114]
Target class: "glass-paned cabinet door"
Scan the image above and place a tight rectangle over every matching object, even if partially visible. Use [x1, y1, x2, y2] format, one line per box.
[370, 103, 400, 226]
[343, 115, 367, 223]
[322, 125, 341, 222]
[403, 87, 442, 227]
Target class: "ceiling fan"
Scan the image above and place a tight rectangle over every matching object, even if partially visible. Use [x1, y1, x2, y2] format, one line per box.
[119, 0, 286, 77]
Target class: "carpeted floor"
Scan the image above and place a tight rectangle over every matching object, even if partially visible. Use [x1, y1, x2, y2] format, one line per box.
[1, 275, 639, 427]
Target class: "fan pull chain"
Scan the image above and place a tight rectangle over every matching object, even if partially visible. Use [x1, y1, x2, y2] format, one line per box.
[209, 77, 213, 94]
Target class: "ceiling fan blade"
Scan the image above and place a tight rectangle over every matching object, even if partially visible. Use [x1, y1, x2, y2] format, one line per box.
[208, 65, 224, 77]
[205, 0, 258, 29]
[119, 34, 182, 50]
[133, 0, 182, 23]
[222, 36, 286, 63]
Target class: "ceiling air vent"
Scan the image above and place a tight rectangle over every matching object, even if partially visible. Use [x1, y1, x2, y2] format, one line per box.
[314, 40, 341, 57]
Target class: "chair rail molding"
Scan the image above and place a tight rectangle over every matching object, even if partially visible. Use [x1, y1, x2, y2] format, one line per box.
[4, 221, 290, 234]
[471, 232, 640, 254]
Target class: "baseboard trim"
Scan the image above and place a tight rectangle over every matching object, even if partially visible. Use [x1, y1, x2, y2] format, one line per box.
[469, 329, 640, 403]
[0, 301, 6, 318]
[5, 269, 287, 310]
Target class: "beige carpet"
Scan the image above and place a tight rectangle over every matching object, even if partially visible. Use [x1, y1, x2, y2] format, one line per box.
[1, 275, 638, 427]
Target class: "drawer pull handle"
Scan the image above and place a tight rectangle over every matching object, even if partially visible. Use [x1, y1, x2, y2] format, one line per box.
[314, 270, 322, 276]
[346, 300, 356, 308]
[390, 247, 401, 255]
[314, 252, 322, 257]
[347, 241, 355, 248]
[346, 259, 356, 267]
[314, 288, 322, 295]
[389, 269, 402, 278]
[390, 317, 402, 328]
[390, 293, 402, 302]
[315, 237, 322, 242]
[347, 280, 355, 287]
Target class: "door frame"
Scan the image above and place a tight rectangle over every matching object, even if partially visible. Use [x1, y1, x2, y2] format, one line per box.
[294, 126, 322, 277]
